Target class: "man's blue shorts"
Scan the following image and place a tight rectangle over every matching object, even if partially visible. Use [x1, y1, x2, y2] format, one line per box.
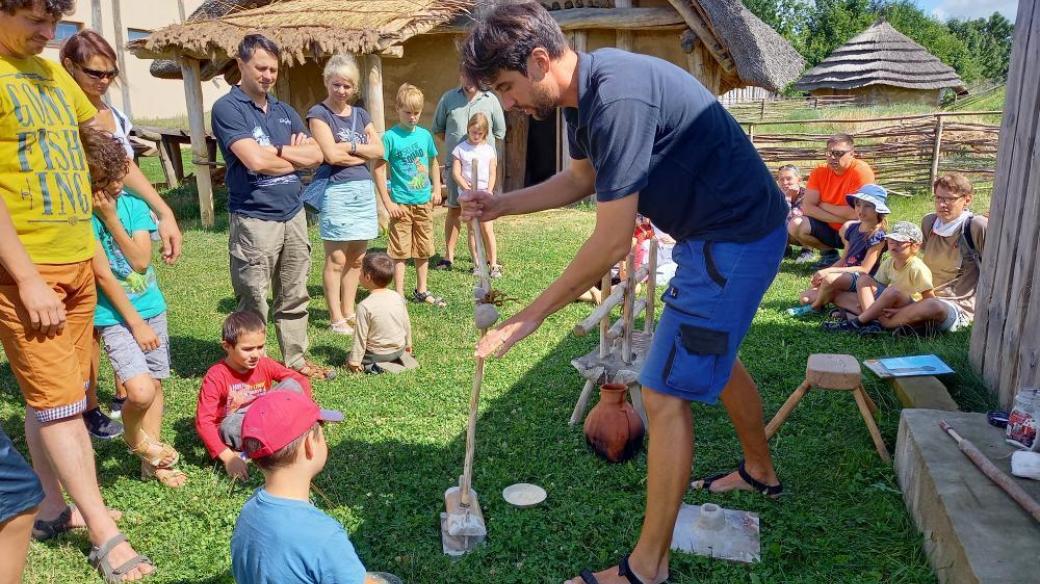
[1, 426, 43, 523]
[640, 223, 786, 404]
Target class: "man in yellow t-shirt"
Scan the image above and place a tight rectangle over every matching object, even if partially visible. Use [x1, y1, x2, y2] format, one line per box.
[825, 221, 934, 334]
[0, 1, 152, 581]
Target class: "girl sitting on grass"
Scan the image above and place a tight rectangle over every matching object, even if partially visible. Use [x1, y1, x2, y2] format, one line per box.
[793, 184, 889, 316]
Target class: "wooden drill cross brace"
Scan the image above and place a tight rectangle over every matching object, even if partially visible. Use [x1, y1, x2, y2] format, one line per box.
[569, 239, 659, 427]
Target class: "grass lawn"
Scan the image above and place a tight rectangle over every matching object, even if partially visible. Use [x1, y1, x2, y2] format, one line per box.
[0, 180, 994, 582]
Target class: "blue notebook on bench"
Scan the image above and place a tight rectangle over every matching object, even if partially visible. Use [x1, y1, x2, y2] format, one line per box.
[863, 354, 954, 378]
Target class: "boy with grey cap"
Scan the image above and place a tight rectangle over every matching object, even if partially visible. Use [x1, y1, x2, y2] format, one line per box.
[825, 221, 935, 334]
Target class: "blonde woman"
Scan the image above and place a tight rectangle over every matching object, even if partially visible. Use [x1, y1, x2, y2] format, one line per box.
[307, 55, 384, 335]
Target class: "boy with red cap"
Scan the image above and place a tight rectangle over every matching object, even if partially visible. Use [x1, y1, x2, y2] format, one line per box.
[230, 390, 365, 584]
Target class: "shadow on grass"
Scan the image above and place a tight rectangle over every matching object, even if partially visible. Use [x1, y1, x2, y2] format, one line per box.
[170, 335, 225, 379]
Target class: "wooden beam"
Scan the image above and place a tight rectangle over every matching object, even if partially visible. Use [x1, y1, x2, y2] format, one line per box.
[435, 7, 685, 34]
[668, 0, 735, 73]
[615, 0, 633, 51]
[179, 58, 215, 228]
[111, 0, 133, 118]
[364, 54, 388, 231]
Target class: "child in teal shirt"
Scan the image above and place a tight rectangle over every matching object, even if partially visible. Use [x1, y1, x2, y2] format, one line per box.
[374, 83, 445, 306]
[83, 128, 185, 488]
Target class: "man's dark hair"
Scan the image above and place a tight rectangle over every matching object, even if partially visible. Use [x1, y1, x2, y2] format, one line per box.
[237, 33, 280, 62]
[827, 133, 855, 149]
[222, 310, 266, 346]
[1, 0, 74, 17]
[460, 0, 567, 88]
[362, 251, 394, 288]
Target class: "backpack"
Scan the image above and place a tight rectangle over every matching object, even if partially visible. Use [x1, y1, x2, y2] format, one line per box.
[922, 212, 979, 275]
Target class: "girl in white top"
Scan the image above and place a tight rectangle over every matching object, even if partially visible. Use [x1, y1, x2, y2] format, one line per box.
[452, 113, 502, 277]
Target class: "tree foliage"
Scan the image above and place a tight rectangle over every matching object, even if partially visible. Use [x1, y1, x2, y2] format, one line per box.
[740, 0, 1016, 83]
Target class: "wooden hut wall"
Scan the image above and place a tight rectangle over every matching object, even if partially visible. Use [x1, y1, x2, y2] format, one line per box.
[810, 86, 941, 107]
[969, 0, 1040, 408]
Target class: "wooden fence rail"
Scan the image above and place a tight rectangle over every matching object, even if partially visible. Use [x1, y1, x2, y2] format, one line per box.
[741, 111, 1001, 196]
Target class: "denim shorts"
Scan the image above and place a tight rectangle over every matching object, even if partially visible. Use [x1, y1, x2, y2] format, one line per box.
[98, 312, 170, 383]
[640, 224, 786, 404]
[320, 179, 378, 242]
[0, 426, 43, 523]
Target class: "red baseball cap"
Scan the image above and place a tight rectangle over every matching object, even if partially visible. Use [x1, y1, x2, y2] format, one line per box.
[241, 391, 343, 459]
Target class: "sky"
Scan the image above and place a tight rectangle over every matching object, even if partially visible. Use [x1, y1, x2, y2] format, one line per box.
[915, 0, 1018, 21]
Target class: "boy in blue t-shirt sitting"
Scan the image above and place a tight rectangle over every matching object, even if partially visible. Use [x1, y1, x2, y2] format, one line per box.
[232, 391, 364, 584]
[374, 83, 445, 307]
[83, 128, 186, 488]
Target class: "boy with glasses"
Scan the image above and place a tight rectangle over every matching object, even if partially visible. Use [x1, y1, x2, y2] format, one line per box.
[788, 134, 875, 268]
[874, 173, 987, 334]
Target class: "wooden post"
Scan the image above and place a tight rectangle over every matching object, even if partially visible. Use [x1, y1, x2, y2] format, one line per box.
[504, 110, 528, 191]
[176, 0, 186, 22]
[156, 138, 180, 189]
[621, 253, 636, 364]
[615, 0, 633, 51]
[364, 54, 388, 231]
[111, 0, 132, 118]
[929, 115, 945, 186]
[598, 273, 612, 359]
[748, 123, 755, 146]
[644, 238, 658, 334]
[560, 32, 586, 173]
[970, 0, 1040, 407]
[90, 0, 102, 30]
[180, 58, 214, 228]
[760, 98, 766, 120]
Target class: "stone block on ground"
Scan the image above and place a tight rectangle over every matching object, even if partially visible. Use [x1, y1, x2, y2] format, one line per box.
[895, 409, 1040, 584]
[890, 376, 959, 411]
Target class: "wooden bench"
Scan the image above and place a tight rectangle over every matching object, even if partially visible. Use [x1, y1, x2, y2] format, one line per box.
[131, 125, 219, 189]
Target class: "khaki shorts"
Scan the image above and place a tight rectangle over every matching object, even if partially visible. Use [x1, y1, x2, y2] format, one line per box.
[388, 202, 434, 260]
[0, 261, 96, 422]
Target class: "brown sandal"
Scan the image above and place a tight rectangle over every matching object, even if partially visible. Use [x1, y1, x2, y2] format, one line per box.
[129, 431, 179, 469]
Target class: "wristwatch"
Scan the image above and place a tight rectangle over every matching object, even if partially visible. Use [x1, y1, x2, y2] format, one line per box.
[350, 140, 358, 155]
[276, 144, 284, 157]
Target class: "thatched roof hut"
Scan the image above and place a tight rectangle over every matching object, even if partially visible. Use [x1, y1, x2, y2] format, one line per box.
[129, 0, 805, 226]
[793, 20, 966, 105]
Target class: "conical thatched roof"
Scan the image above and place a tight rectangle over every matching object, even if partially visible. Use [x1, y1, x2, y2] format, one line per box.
[794, 20, 966, 94]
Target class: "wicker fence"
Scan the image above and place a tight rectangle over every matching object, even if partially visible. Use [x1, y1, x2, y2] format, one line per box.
[739, 111, 1001, 196]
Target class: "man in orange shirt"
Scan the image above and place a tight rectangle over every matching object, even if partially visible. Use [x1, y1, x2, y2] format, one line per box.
[788, 134, 875, 268]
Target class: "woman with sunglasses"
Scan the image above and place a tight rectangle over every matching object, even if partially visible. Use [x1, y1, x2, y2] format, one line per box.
[60, 30, 184, 440]
[60, 30, 182, 265]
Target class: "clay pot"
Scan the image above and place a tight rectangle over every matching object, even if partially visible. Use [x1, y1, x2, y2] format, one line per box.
[583, 383, 645, 462]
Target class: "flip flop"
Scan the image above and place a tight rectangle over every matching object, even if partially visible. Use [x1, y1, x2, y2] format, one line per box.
[577, 554, 665, 584]
[691, 459, 783, 499]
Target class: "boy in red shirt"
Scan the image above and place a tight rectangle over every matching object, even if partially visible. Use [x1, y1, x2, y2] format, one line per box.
[196, 311, 312, 480]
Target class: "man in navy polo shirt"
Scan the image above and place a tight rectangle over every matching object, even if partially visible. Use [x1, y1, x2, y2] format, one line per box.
[460, 3, 787, 583]
[212, 34, 324, 378]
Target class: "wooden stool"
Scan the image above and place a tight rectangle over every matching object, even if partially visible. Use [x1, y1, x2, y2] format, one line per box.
[765, 354, 889, 462]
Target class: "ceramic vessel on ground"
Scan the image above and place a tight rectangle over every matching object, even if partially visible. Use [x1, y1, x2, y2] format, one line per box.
[583, 383, 645, 462]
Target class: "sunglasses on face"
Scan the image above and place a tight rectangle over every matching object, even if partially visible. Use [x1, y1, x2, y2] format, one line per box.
[78, 64, 119, 81]
[826, 149, 851, 159]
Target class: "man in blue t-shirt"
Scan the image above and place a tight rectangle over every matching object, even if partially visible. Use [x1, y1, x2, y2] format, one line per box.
[460, 3, 787, 583]
[212, 34, 325, 379]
